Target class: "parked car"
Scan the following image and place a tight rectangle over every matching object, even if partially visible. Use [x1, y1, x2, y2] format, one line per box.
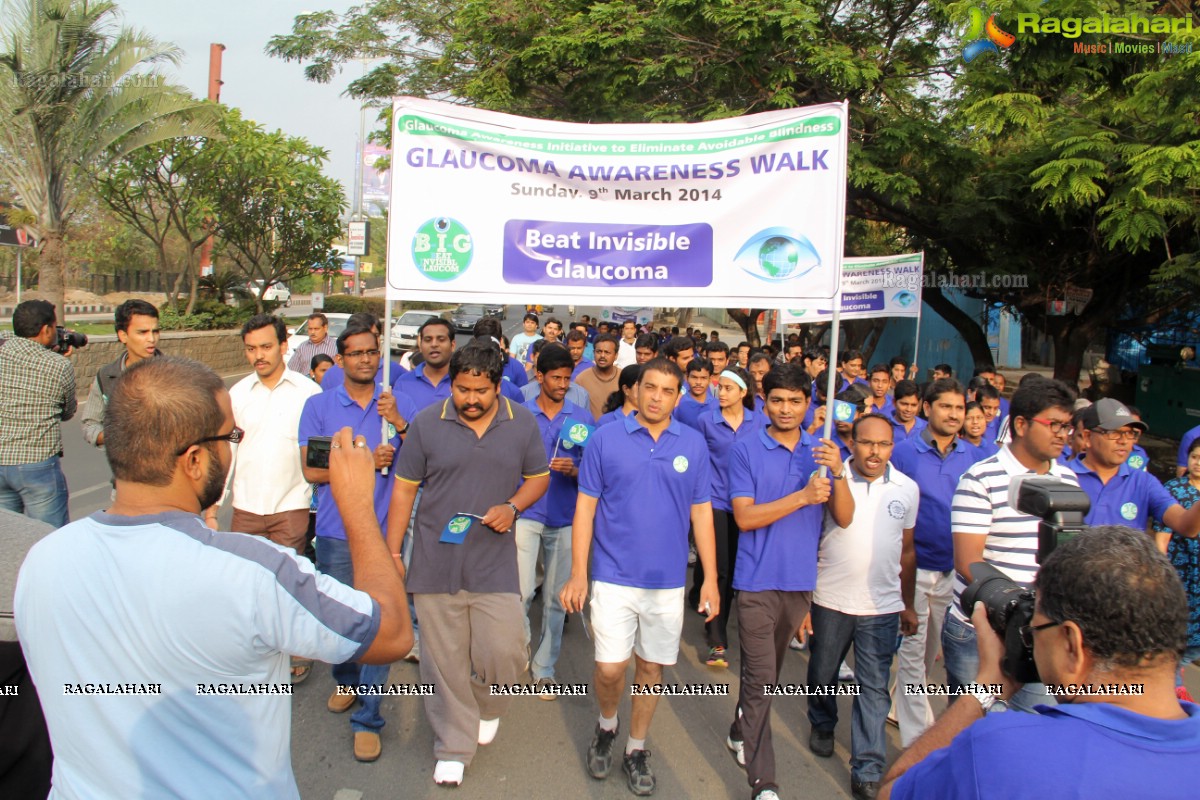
[484, 303, 507, 320]
[389, 310, 438, 352]
[248, 279, 291, 306]
[450, 303, 488, 333]
[286, 312, 352, 356]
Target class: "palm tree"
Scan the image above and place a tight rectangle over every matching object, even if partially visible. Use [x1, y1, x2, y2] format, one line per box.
[0, 0, 217, 318]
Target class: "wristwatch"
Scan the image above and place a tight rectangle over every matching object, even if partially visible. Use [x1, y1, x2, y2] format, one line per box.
[969, 685, 1008, 714]
[831, 467, 845, 480]
[505, 501, 522, 520]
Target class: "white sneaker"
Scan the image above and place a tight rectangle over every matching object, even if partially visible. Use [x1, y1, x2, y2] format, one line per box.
[478, 717, 500, 745]
[789, 636, 807, 651]
[726, 735, 745, 768]
[838, 661, 856, 682]
[404, 639, 420, 663]
[433, 760, 464, 786]
[756, 790, 780, 800]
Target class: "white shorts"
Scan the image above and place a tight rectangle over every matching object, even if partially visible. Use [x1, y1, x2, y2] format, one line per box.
[589, 580, 685, 665]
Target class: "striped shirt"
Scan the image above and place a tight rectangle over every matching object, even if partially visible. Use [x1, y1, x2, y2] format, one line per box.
[949, 444, 1079, 624]
[0, 336, 77, 465]
[286, 336, 338, 374]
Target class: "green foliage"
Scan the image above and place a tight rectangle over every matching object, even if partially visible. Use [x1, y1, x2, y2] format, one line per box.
[157, 298, 254, 331]
[322, 295, 385, 316]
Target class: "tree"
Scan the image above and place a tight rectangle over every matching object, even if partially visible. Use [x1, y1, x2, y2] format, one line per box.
[198, 111, 346, 313]
[0, 0, 217, 319]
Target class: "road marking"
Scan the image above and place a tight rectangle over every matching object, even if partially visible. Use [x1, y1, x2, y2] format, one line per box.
[72, 481, 113, 498]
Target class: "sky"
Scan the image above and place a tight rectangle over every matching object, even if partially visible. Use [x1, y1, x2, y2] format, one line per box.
[113, 0, 369, 200]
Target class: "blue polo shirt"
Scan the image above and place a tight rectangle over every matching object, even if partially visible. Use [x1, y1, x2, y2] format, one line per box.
[1069, 456, 1175, 529]
[502, 355, 528, 387]
[891, 432, 985, 571]
[571, 360, 594, 379]
[1127, 445, 1150, 472]
[577, 413, 711, 589]
[676, 393, 713, 429]
[597, 407, 632, 428]
[728, 426, 824, 592]
[321, 361, 404, 393]
[892, 412, 927, 443]
[394, 364, 452, 411]
[871, 395, 895, 417]
[696, 405, 765, 511]
[834, 433, 854, 463]
[523, 397, 594, 528]
[890, 701, 1200, 800]
[298, 384, 415, 541]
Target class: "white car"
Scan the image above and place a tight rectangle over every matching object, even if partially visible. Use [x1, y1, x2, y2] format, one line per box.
[390, 310, 440, 352]
[248, 279, 291, 306]
[286, 312, 352, 356]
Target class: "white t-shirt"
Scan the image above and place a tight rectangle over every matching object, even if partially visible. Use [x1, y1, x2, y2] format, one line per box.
[615, 338, 638, 370]
[15, 511, 379, 799]
[949, 444, 1080, 624]
[815, 462, 919, 615]
[228, 369, 321, 515]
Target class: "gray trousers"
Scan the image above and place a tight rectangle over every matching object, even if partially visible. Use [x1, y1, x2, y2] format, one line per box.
[730, 590, 812, 795]
[415, 591, 527, 765]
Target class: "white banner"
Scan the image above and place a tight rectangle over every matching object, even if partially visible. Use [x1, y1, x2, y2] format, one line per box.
[386, 98, 848, 306]
[780, 253, 923, 323]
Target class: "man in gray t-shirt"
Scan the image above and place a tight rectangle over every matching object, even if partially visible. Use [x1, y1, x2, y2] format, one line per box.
[388, 342, 549, 789]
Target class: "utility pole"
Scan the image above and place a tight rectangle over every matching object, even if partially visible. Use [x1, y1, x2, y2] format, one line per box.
[198, 44, 225, 277]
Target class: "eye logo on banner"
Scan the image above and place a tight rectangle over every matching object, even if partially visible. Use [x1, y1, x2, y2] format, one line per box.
[833, 399, 857, 422]
[734, 227, 821, 283]
[892, 291, 917, 308]
[412, 217, 473, 282]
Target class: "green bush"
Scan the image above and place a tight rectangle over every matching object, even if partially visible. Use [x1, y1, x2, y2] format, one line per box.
[158, 299, 265, 331]
[321, 295, 386, 316]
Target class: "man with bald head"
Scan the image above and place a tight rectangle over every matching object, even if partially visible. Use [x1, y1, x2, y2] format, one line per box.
[15, 356, 412, 798]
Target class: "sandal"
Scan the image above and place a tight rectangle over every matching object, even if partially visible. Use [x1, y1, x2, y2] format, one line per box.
[290, 657, 313, 684]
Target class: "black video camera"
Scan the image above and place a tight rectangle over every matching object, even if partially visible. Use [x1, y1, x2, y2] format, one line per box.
[960, 477, 1090, 683]
[53, 326, 87, 354]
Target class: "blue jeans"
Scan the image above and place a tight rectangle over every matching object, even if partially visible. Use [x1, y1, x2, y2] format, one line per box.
[941, 608, 1055, 712]
[806, 605, 897, 783]
[515, 520, 571, 680]
[0, 456, 68, 528]
[316, 536, 390, 733]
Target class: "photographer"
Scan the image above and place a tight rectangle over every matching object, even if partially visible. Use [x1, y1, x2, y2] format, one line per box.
[0, 300, 77, 527]
[879, 526, 1200, 799]
[80, 299, 160, 448]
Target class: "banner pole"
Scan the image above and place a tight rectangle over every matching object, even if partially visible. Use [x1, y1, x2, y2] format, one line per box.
[911, 252, 924, 380]
[819, 301, 842, 479]
[381, 213, 394, 476]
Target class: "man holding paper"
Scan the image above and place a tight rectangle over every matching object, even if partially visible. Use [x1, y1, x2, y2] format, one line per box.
[385, 341, 549, 788]
[518, 344, 595, 698]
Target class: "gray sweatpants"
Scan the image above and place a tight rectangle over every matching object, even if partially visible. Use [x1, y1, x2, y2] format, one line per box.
[415, 591, 527, 765]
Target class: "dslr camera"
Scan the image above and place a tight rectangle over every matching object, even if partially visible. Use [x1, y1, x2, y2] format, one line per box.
[960, 477, 1089, 682]
[53, 326, 87, 354]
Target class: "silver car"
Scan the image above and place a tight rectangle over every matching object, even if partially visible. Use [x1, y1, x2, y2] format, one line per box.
[389, 310, 439, 352]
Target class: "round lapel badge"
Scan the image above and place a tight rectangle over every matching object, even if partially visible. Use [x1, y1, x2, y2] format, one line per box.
[1120, 502, 1138, 521]
[673, 455, 689, 473]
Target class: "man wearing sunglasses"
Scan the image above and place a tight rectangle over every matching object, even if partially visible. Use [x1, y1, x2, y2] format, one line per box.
[944, 379, 1080, 712]
[879, 526, 1200, 799]
[14, 356, 413, 798]
[1067, 398, 1200, 550]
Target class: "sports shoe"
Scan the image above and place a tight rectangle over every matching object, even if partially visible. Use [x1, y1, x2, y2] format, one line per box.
[788, 636, 806, 652]
[327, 687, 355, 713]
[809, 728, 835, 758]
[688, 544, 697, 565]
[726, 735, 745, 768]
[622, 749, 656, 796]
[587, 722, 619, 779]
[535, 677, 559, 701]
[478, 717, 500, 745]
[353, 731, 381, 762]
[403, 639, 420, 663]
[755, 790, 781, 800]
[838, 661, 856, 682]
[706, 646, 728, 668]
[433, 760, 464, 786]
[851, 778, 880, 799]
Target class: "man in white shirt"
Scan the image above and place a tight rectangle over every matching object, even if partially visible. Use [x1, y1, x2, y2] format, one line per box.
[14, 356, 412, 800]
[944, 378, 1079, 712]
[225, 315, 320, 555]
[807, 413, 918, 800]
[615, 319, 640, 370]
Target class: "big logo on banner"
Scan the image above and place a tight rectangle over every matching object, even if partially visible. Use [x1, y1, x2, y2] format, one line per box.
[386, 99, 849, 306]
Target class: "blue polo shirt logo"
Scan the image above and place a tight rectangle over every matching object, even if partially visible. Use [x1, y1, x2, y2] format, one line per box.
[673, 455, 689, 473]
[888, 499, 906, 520]
[1120, 502, 1138, 521]
[1127, 454, 1145, 470]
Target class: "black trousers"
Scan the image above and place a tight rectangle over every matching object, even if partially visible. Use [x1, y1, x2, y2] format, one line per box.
[0, 641, 52, 798]
[704, 508, 741, 648]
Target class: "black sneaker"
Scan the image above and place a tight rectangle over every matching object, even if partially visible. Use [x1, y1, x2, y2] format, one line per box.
[809, 728, 835, 758]
[587, 722, 619, 779]
[851, 778, 880, 800]
[622, 749, 656, 796]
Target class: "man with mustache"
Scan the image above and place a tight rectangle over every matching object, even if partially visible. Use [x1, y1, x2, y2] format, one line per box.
[299, 321, 417, 762]
[80, 299, 161, 450]
[14, 356, 413, 798]
[386, 342, 549, 788]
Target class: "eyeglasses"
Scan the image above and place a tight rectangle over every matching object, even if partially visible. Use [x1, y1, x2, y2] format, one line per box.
[1019, 619, 1061, 649]
[343, 349, 381, 360]
[1098, 428, 1140, 442]
[854, 439, 894, 449]
[176, 426, 244, 456]
[1029, 417, 1073, 436]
